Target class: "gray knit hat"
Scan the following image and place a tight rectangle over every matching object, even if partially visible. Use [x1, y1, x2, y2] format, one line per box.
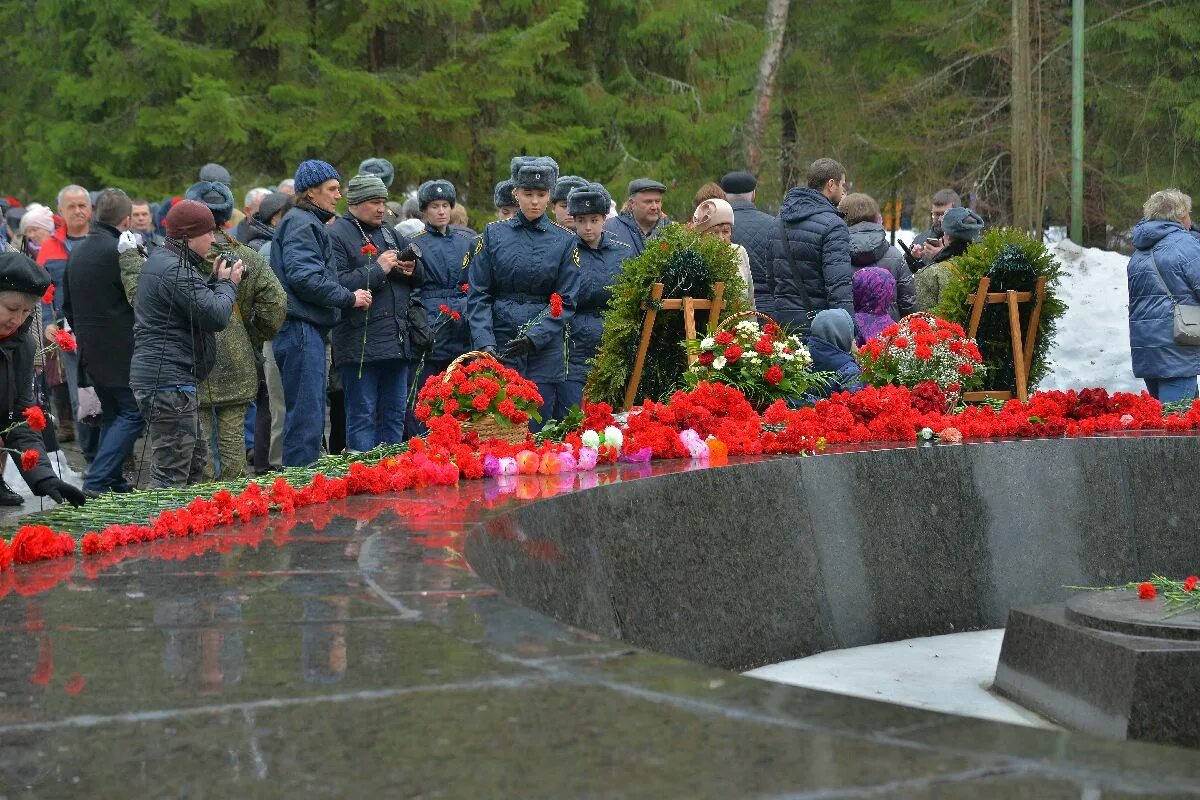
[345, 174, 388, 206]
[551, 175, 589, 204]
[940, 207, 986, 242]
[417, 179, 456, 210]
[510, 156, 559, 191]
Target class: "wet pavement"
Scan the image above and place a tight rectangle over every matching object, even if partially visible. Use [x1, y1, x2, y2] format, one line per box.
[2, 455, 1200, 797]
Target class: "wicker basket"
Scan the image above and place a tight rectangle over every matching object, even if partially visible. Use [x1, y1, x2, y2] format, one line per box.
[714, 309, 781, 335]
[441, 351, 531, 445]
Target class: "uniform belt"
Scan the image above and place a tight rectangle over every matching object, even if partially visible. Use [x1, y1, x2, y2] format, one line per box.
[498, 293, 550, 304]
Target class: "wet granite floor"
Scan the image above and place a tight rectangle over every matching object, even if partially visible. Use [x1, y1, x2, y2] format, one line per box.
[2, 455, 1200, 798]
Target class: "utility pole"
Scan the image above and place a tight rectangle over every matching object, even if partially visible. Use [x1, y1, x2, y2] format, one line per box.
[1071, 0, 1085, 243]
[1011, 0, 1035, 232]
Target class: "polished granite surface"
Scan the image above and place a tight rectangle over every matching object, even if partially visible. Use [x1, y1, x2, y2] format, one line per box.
[2, 442, 1200, 797]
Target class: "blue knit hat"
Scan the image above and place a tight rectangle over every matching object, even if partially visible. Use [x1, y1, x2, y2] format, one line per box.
[551, 175, 589, 204]
[493, 180, 516, 210]
[294, 160, 341, 194]
[510, 156, 559, 191]
[358, 157, 395, 188]
[418, 179, 456, 210]
[184, 180, 235, 226]
[566, 182, 612, 218]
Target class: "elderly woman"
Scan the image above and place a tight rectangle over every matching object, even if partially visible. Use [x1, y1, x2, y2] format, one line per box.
[1127, 189, 1200, 402]
[13, 204, 55, 259]
[691, 198, 755, 309]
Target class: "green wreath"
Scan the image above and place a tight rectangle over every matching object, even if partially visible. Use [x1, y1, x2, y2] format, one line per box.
[933, 227, 1066, 391]
[586, 223, 749, 407]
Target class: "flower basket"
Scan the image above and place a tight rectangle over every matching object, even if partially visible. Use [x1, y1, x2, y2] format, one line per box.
[858, 313, 985, 396]
[683, 309, 827, 407]
[414, 351, 541, 445]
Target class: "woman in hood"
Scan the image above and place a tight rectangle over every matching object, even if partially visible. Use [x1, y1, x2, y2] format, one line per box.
[852, 267, 896, 346]
[806, 308, 864, 396]
[840, 193, 915, 319]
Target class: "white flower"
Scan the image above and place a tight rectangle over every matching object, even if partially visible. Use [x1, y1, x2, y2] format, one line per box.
[603, 426, 623, 452]
[701, 337, 715, 349]
[581, 430, 600, 449]
[713, 356, 727, 370]
[737, 321, 757, 333]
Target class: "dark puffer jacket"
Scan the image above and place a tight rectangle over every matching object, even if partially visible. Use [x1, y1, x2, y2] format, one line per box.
[848, 221, 916, 319]
[270, 204, 355, 329]
[767, 187, 853, 331]
[129, 241, 236, 391]
[730, 200, 776, 314]
[328, 212, 424, 367]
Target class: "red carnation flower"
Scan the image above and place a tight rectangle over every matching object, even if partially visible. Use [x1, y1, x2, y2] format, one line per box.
[893, 337, 909, 349]
[438, 304, 451, 315]
[714, 331, 735, 346]
[764, 365, 784, 385]
[1185, 575, 1199, 592]
[914, 345, 933, 360]
[461, 283, 469, 292]
[497, 398, 517, 418]
[54, 329, 77, 352]
[21, 406, 46, 432]
[1138, 581, 1156, 600]
[763, 323, 780, 338]
[754, 336, 774, 355]
[659, 242, 668, 250]
[41, 284, 55, 305]
[20, 449, 38, 471]
[471, 393, 491, 412]
[957, 362, 974, 376]
[549, 293, 564, 318]
[724, 345, 743, 362]
[698, 351, 715, 366]
[450, 310, 461, 322]
[361, 242, 378, 256]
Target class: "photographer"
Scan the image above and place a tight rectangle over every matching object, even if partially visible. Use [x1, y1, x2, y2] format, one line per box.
[184, 181, 286, 480]
[129, 200, 241, 488]
[329, 173, 424, 452]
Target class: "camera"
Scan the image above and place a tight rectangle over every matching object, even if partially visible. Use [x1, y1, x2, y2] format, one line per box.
[397, 243, 421, 262]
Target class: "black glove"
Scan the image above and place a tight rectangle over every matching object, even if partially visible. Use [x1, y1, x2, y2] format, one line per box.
[480, 345, 499, 358]
[501, 336, 536, 359]
[34, 478, 91, 507]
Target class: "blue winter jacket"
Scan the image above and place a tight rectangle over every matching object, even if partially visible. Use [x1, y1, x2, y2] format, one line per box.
[767, 187, 853, 332]
[568, 231, 633, 382]
[604, 212, 670, 257]
[408, 223, 475, 365]
[270, 204, 355, 329]
[807, 335, 864, 396]
[1127, 219, 1200, 379]
[466, 213, 581, 383]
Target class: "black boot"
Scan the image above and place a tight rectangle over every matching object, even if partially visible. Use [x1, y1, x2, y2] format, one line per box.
[0, 477, 24, 506]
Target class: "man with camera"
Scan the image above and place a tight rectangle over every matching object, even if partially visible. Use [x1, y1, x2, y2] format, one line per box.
[129, 199, 242, 488]
[329, 173, 425, 452]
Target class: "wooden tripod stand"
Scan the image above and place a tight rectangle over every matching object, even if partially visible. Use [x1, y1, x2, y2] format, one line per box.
[962, 275, 1048, 403]
[622, 281, 726, 410]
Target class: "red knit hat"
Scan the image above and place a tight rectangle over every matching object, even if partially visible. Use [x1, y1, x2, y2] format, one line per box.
[164, 199, 216, 240]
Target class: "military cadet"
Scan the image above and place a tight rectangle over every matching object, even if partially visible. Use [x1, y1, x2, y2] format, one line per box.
[558, 182, 632, 417]
[605, 177, 671, 256]
[550, 175, 589, 231]
[494, 180, 518, 221]
[467, 156, 580, 429]
[358, 157, 396, 189]
[406, 178, 475, 435]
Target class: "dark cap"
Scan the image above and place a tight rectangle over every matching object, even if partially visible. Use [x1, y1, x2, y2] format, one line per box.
[254, 192, 291, 225]
[720, 171, 757, 194]
[0, 251, 51, 297]
[627, 178, 666, 197]
[165, 199, 217, 240]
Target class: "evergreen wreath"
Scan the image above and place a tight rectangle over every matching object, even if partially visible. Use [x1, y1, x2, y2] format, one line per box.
[933, 228, 1066, 391]
[586, 223, 749, 407]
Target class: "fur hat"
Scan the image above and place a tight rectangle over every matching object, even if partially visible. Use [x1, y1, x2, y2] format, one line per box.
[940, 207, 986, 242]
[184, 181, 235, 226]
[165, 199, 217, 240]
[418, 179, 456, 210]
[0, 251, 51, 298]
[566, 182, 612, 218]
[692, 198, 735, 234]
[493, 180, 516, 210]
[254, 192, 291, 225]
[358, 157, 395, 188]
[345, 174, 388, 206]
[510, 156, 559, 191]
[199, 162, 232, 187]
[551, 175, 589, 204]
[294, 160, 341, 194]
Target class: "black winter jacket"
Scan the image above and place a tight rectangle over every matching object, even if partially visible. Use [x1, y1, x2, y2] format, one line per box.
[62, 222, 135, 388]
[129, 241, 237, 391]
[328, 213, 424, 367]
[0, 321, 56, 490]
[730, 201, 777, 314]
[847, 221, 916, 319]
[767, 187, 853, 331]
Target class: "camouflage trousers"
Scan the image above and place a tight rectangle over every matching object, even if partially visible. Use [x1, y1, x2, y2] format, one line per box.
[134, 388, 206, 488]
[200, 403, 248, 482]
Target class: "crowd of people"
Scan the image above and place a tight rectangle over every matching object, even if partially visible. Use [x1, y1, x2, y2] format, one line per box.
[0, 154, 993, 504]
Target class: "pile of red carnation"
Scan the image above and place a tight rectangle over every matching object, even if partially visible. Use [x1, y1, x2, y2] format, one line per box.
[859, 315, 984, 391]
[414, 355, 542, 428]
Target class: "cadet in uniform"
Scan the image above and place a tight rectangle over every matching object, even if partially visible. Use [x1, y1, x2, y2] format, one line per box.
[467, 156, 580, 429]
[558, 182, 632, 416]
[550, 175, 589, 231]
[494, 180, 518, 222]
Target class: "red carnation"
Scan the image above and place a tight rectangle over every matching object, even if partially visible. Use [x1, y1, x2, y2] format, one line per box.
[714, 331, 735, 346]
[1138, 581, 1156, 600]
[764, 365, 784, 385]
[54, 329, 77, 352]
[957, 362, 974, 376]
[660, 242, 668, 250]
[21, 406, 46, 432]
[438, 304, 451, 315]
[698, 352, 715, 366]
[724, 345, 743, 362]
[893, 337, 909, 349]
[361, 242, 378, 256]
[763, 323, 780, 338]
[20, 449, 38, 471]
[498, 398, 517, 418]
[1186, 575, 1199, 592]
[450, 310, 461, 322]
[471, 393, 491, 412]
[42, 284, 55, 305]
[549, 293, 564, 318]
[914, 345, 933, 360]
[461, 283, 469, 292]
[754, 336, 774, 355]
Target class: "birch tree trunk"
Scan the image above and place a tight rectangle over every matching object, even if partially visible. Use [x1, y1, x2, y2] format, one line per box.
[1011, 0, 1036, 231]
[745, 0, 791, 174]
